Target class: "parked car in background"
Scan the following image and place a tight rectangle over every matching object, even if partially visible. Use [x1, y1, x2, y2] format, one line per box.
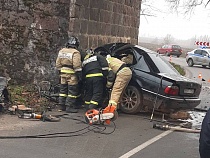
[157, 44, 182, 57]
[186, 48, 210, 67]
[95, 43, 202, 114]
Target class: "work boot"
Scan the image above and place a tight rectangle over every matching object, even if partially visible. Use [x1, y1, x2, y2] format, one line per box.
[58, 104, 66, 112]
[66, 106, 78, 113]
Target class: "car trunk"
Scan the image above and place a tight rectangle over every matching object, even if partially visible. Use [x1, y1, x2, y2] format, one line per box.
[159, 73, 201, 97]
[172, 45, 181, 52]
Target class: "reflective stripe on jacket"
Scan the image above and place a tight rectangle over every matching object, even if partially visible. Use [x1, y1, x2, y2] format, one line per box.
[86, 73, 103, 78]
[82, 54, 108, 78]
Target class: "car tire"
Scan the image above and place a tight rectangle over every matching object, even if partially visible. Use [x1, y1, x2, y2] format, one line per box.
[202, 65, 206, 68]
[119, 85, 143, 114]
[166, 52, 170, 56]
[177, 55, 180, 58]
[187, 59, 194, 67]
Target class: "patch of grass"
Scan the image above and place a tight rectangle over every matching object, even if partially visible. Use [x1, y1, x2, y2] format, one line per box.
[170, 62, 186, 76]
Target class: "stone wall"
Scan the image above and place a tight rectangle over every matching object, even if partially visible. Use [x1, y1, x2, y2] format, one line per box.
[0, 0, 141, 84]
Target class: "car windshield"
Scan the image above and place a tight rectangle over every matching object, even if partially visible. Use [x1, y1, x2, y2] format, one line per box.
[148, 53, 179, 75]
[203, 49, 210, 54]
[135, 45, 180, 74]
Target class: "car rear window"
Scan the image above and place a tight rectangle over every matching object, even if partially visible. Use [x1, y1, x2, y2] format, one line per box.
[172, 45, 181, 49]
[148, 53, 179, 75]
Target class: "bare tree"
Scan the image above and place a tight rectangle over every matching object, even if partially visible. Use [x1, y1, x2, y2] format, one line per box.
[140, 0, 163, 17]
[164, 34, 174, 44]
[165, 0, 210, 15]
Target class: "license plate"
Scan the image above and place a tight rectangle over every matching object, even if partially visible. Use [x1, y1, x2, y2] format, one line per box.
[184, 89, 194, 94]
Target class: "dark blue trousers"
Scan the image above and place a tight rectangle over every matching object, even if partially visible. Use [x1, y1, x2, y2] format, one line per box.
[199, 109, 210, 158]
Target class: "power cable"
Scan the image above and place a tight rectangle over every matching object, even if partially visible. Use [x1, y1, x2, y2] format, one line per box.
[0, 113, 116, 139]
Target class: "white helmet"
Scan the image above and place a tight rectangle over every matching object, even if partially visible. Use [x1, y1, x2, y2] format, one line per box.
[106, 54, 111, 58]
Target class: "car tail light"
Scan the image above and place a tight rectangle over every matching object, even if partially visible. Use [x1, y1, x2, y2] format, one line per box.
[164, 86, 179, 95]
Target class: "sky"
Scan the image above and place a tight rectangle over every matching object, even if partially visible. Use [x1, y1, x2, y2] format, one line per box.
[139, 0, 210, 40]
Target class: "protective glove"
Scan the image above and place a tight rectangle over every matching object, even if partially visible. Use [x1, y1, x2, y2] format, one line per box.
[106, 81, 113, 89]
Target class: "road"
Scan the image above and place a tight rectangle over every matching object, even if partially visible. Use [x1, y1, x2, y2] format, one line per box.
[0, 56, 208, 158]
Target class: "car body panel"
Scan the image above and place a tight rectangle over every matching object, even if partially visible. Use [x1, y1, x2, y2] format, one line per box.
[186, 48, 210, 67]
[95, 43, 202, 113]
[157, 44, 182, 56]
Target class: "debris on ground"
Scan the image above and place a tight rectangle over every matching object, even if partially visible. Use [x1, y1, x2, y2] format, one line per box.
[8, 105, 32, 112]
[169, 110, 192, 120]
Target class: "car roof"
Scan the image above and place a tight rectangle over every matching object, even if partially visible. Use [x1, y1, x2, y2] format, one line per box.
[94, 43, 130, 54]
[95, 43, 158, 55]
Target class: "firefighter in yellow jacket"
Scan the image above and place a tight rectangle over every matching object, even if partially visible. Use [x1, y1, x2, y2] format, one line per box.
[56, 36, 82, 113]
[106, 55, 132, 109]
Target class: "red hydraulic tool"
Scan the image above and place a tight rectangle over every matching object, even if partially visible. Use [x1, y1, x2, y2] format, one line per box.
[85, 105, 118, 125]
[19, 111, 61, 122]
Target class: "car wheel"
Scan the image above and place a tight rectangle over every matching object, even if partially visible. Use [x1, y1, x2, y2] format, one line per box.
[187, 59, 194, 67]
[166, 52, 170, 56]
[119, 85, 143, 114]
[177, 55, 180, 58]
[202, 65, 206, 68]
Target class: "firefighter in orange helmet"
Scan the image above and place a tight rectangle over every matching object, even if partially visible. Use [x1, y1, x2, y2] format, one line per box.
[56, 36, 82, 113]
[105, 55, 132, 110]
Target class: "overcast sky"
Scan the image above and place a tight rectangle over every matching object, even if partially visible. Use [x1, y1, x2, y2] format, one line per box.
[139, 0, 210, 40]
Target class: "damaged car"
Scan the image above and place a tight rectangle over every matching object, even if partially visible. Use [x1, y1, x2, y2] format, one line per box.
[94, 43, 202, 114]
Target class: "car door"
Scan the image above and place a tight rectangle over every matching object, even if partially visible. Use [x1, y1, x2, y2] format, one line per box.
[200, 50, 209, 65]
[193, 49, 202, 64]
[159, 45, 166, 54]
[131, 49, 162, 95]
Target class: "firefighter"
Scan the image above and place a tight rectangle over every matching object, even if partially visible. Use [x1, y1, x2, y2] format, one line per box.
[56, 36, 82, 113]
[120, 53, 133, 65]
[105, 55, 132, 109]
[82, 49, 109, 111]
[199, 108, 210, 158]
